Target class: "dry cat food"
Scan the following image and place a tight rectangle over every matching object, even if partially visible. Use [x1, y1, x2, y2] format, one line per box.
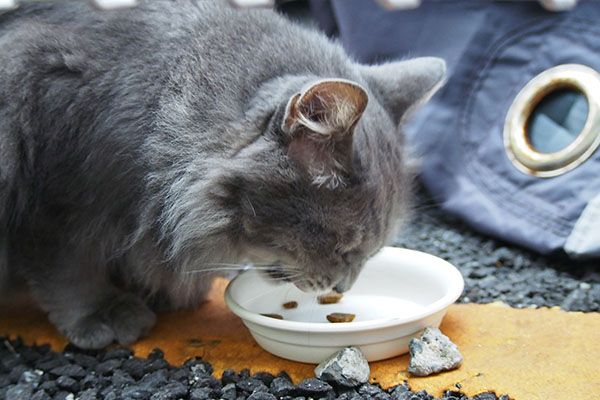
[282, 301, 298, 309]
[317, 291, 344, 304]
[263, 294, 354, 323]
[261, 313, 283, 320]
[326, 312, 356, 323]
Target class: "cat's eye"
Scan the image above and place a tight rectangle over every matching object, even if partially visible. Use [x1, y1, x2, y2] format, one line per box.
[504, 64, 600, 177]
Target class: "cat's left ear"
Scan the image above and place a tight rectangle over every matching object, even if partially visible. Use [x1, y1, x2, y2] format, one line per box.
[359, 57, 446, 125]
[282, 79, 368, 187]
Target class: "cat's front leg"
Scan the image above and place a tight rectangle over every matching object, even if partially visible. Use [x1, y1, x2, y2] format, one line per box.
[29, 265, 156, 349]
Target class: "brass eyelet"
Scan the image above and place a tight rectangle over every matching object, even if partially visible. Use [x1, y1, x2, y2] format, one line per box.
[503, 64, 600, 177]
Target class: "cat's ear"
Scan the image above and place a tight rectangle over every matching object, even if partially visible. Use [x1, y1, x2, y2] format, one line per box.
[282, 79, 368, 188]
[359, 57, 446, 125]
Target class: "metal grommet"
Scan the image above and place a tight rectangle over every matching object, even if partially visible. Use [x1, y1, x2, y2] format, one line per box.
[504, 64, 600, 177]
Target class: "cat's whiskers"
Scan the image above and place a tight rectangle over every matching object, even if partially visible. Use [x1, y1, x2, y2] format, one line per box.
[182, 262, 303, 276]
[267, 272, 303, 282]
[238, 283, 296, 307]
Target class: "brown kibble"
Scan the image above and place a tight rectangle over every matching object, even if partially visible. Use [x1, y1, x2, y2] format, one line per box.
[261, 313, 283, 320]
[326, 312, 355, 323]
[282, 301, 298, 309]
[317, 291, 344, 304]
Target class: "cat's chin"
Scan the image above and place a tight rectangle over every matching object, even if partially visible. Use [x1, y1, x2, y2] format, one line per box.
[291, 280, 311, 292]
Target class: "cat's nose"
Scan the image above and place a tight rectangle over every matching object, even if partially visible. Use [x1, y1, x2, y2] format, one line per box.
[333, 269, 360, 293]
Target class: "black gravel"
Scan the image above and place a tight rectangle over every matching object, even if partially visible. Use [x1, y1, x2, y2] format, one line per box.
[0, 338, 510, 400]
[393, 183, 600, 312]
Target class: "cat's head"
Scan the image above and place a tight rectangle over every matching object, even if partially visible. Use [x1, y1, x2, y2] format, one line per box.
[217, 57, 445, 292]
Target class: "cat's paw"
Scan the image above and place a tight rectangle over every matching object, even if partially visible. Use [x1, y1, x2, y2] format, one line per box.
[63, 315, 117, 349]
[60, 294, 156, 349]
[105, 293, 157, 346]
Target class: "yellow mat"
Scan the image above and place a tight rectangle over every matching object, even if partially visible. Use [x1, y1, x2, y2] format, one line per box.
[1, 278, 599, 400]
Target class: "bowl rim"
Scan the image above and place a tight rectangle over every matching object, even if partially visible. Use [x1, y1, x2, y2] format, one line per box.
[224, 247, 464, 334]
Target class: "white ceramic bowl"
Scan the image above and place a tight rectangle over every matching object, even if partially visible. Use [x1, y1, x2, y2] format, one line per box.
[224, 247, 464, 363]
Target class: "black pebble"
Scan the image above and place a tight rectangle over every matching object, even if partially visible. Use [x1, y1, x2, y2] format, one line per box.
[121, 385, 154, 400]
[222, 369, 240, 385]
[194, 374, 222, 390]
[101, 387, 120, 400]
[111, 369, 135, 388]
[184, 358, 213, 376]
[79, 374, 99, 390]
[1, 355, 23, 371]
[337, 390, 361, 400]
[53, 390, 75, 400]
[190, 387, 220, 400]
[415, 390, 435, 400]
[441, 390, 468, 400]
[143, 358, 170, 375]
[148, 348, 164, 360]
[36, 357, 68, 372]
[472, 393, 499, 400]
[121, 358, 147, 380]
[56, 375, 79, 392]
[269, 377, 295, 398]
[102, 348, 133, 362]
[5, 383, 35, 399]
[236, 378, 267, 393]
[70, 354, 97, 369]
[95, 359, 123, 376]
[78, 389, 99, 400]
[252, 372, 274, 386]
[0, 376, 9, 388]
[220, 383, 238, 400]
[149, 381, 188, 400]
[239, 369, 251, 379]
[295, 378, 333, 398]
[139, 369, 169, 389]
[170, 368, 189, 383]
[359, 383, 389, 399]
[277, 371, 292, 382]
[49, 364, 86, 379]
[8, 365, 29, 384]
[247, 392, 277, 400]
[19, 348, 42, 364]
[37, 380, 58, 395]
[31, 389, 52, 400]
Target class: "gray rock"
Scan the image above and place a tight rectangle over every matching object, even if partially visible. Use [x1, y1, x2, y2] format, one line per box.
[19, 370, 44, 387]
[5, 383, 35, 400]
[314, 347, 370, 387]
[408, 327, 462, 376]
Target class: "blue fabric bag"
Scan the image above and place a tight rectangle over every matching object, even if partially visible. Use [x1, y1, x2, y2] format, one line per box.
[310, 0, 600, 258]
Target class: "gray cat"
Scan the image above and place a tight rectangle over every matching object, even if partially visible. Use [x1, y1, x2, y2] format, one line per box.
[0, 0, 444, 349]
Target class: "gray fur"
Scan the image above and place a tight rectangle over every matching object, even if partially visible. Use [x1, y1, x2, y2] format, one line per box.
[0, 0, 444, 348]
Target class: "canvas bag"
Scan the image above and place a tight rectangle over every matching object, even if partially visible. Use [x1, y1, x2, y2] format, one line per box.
[309, 0, 600, 258]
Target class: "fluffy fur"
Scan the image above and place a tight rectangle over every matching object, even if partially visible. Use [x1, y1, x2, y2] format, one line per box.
[0, 0, 444, 348]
